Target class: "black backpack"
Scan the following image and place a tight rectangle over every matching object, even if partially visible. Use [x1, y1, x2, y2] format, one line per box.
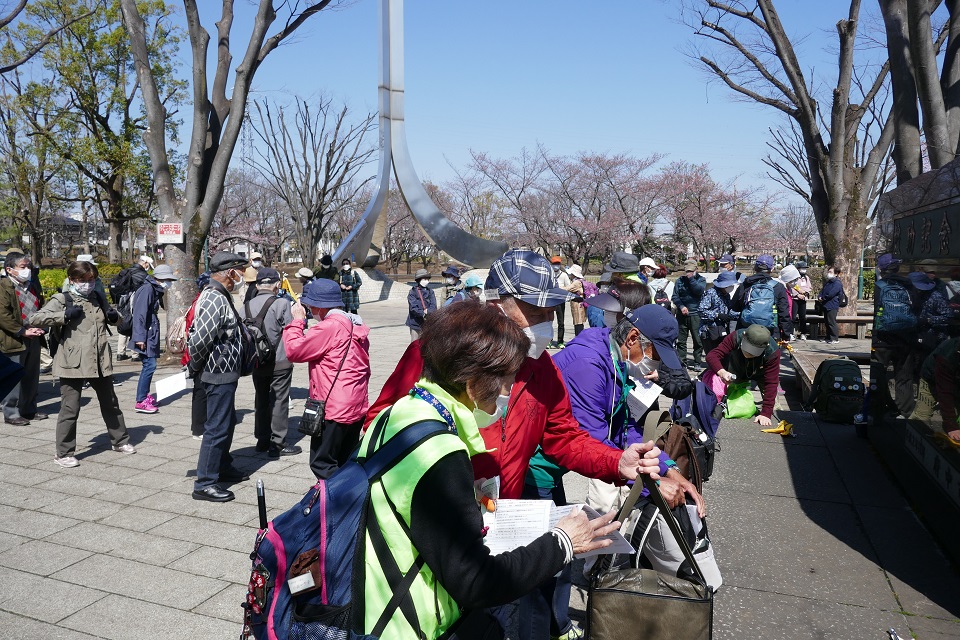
[243, 296, 279, 365]
[116, 292, 135, 337]
[654, 287, 671, 309]
[807, 357, 863, 423]
[108, 266, 147, 304]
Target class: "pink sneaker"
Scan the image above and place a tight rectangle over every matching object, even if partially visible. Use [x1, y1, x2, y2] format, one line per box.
[135, 398, 158, 414]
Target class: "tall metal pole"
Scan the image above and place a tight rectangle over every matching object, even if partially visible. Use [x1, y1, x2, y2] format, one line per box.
[333, 0, 507, 268]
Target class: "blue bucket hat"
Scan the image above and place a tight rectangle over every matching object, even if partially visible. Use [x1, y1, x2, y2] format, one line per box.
[624, 305, 682, 371]
[300, 279, 344, 309]
[714, 271, 738, 288]
[908, 271, 935, 291]
[485, 250, 579, 307]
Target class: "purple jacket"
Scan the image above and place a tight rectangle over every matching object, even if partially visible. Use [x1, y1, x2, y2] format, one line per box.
[552, 327, 672, 476]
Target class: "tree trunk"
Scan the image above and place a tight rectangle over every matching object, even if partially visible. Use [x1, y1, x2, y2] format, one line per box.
[107, 219, 124, 264]
[881, 0, 924, 183]
[909, 0, 955, 168]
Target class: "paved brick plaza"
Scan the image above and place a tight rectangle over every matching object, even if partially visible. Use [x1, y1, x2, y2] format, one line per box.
[0, 299, 957, 639]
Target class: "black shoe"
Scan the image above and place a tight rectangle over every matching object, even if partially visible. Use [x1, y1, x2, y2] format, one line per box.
[254, 441, 270, 452]
[218, 468, 250, 483]
[21, 412, 47, 421]
[192, 485, 235, 502]
[4, 417, 29, 426]
[269, 444, 303, 458]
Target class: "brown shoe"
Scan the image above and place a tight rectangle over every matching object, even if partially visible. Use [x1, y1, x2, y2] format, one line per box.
[4, 417, 30, 426]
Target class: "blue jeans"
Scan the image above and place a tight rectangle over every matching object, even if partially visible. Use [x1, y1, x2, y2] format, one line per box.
[136, 356, 157, 402]
[194, 380, 238, 490]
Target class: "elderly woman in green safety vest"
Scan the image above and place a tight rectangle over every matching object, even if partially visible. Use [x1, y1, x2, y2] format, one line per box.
[359, 301, 662, 638]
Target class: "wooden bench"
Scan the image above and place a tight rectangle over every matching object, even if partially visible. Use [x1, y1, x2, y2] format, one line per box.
[791, 349, 870, 403]
[805, 314, 874, 340]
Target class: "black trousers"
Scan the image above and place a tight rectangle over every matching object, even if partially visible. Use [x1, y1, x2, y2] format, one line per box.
[824, 308, 839, 341]
[310, 418, 363, 479]
[556, 302, 566, 344]
[252, 366, 292, 446]
[191, 383, 207, 437]
[792, 298, 808, 334]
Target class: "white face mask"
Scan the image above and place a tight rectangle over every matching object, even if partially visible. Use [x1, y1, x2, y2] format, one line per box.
[418, 279, 430, 288]
[603, 310, 620, 329]
[825, 273, 835, 280]
[11, 268, 30, 282]
[71, 281, 94, 297]
[522, 321, 554, 359]
[231, 271, 244, 287]
[472, 401, 501, 429]
[343, 264, 351, 271]
[252, 260, 262, 268]
[627, 357, 657, 379]
[445, 277, 456, 285]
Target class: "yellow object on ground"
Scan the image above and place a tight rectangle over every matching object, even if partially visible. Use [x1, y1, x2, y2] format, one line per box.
[762, 419, 794, 436]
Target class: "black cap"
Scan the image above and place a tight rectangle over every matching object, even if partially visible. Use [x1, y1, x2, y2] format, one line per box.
[209, 251, 247, 272]
[256, 268, 281, 284]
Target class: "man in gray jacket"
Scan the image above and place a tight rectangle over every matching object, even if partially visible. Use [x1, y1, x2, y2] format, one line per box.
[187, 251, 250, 503]
[242, 268, 301, 458]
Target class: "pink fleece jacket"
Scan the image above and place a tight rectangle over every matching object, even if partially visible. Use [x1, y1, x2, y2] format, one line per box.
[282, 311, 371, 424]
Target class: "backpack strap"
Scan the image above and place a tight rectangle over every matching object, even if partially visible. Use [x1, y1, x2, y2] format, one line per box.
[244, 295, 279, 349]
[362, 418, 450, 482]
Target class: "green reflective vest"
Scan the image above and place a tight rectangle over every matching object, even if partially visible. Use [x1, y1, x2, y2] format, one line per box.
[359, 384, 474, 639]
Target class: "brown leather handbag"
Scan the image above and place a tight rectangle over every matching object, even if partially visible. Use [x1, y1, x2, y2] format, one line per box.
[586, 476, 713, 640]
[645, 410, 704, 493]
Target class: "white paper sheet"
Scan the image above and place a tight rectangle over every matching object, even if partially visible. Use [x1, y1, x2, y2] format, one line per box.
[626, 379, 663, 419]
[484, 500, 634, 558]
[154, 371, 188, 401]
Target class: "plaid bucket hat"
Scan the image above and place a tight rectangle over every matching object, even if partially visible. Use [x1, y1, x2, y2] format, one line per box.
[485, 250, 579, 307]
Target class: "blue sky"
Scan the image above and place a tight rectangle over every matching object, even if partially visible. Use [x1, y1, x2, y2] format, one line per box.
[188, 0, 872, 195]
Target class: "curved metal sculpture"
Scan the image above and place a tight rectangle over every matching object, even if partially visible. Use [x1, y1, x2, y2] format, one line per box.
[333, 0, 508, 269]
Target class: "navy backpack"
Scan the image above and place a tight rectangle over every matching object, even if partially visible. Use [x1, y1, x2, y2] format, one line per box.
[242, 412, 448, 640]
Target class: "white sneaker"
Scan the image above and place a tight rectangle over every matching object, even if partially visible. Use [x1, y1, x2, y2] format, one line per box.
[55, 456, 79, 468]
[112, 443, 137, 454]
[799, 334, 808, 341]
[192, 434, 203, 440]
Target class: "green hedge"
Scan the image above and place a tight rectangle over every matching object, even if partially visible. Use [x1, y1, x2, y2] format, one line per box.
[38, 263, 127, 298]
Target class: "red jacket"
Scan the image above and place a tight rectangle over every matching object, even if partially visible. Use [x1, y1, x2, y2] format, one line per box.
[364, 340, 623, 499]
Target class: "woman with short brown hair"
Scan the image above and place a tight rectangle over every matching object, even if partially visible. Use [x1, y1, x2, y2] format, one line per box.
[31, 261, 133, 468]
[356, 301, 625, 639]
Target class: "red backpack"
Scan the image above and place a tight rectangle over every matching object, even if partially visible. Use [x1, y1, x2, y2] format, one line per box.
[170, 292, 203, 366]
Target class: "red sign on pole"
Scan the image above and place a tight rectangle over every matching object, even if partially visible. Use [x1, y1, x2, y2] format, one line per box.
[157, 223, 183, 244]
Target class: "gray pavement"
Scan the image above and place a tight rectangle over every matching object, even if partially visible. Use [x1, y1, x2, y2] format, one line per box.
[0, 299, 958, 638]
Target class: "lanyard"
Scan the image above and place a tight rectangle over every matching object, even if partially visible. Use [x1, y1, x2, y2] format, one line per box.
[608, 339, 633, 412]
[411, 387, 458, 434]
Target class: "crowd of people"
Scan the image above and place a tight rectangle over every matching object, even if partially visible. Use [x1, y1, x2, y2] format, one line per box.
[5, 242, 960, 639]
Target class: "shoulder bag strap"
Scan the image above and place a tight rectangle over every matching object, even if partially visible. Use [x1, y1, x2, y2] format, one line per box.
[322, 317, 354, 404]
[640, 475, 708, 586]
[416, 286, 426, 313]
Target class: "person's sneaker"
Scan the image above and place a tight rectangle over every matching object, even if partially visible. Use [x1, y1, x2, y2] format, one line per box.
[192, 434, 204, 440]
[798, 334, 808, 341]
[116, 353, 130, 361]
[135, 398, 158, 414]
[113, 379, 123, 387]
[827, 339, 840, 344]
[552, 624, 584, 640]
[55, 455, 79, 468]
[112, 443, 137, 454]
